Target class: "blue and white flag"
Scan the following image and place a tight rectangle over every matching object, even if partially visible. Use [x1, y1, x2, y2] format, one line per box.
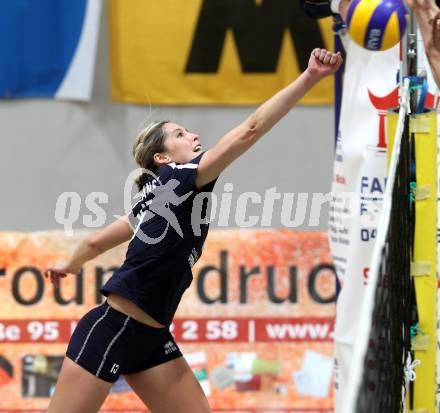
[0, 0, 101, 101]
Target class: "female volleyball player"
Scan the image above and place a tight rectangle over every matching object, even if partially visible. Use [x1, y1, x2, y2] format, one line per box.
[44, 48, 342, 413]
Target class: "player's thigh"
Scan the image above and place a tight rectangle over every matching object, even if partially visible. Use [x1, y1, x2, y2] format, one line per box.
[47, 357, 112, 413]
[124, 356, 210, 413]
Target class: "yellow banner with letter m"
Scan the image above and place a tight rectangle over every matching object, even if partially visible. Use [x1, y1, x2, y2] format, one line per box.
[108, 0, 334, 105]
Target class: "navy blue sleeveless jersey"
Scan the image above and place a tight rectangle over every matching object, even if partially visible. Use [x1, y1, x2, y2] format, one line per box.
[101, 152, 216, 326]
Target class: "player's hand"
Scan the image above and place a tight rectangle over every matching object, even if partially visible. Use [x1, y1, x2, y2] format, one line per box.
[406, 0, 438, 14]
[430, 11, 440, 53]
[44, 261, 77, 287]
[307, 49, 343, 79]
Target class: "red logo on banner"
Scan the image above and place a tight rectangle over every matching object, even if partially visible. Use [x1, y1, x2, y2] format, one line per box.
[368, 87, 399, 151]
[369, 85, 439, 151]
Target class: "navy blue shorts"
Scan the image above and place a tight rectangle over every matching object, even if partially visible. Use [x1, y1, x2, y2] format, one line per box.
[66, 301, 182, 383]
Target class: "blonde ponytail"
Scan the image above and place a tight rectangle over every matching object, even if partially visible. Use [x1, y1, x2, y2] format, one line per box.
[132, 120, 169, 190]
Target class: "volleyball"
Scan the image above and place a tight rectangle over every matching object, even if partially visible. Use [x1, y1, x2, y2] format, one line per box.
[346, 0, 407, 51]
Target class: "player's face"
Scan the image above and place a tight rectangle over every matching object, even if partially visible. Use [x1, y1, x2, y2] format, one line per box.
[162, 122, 202, 164]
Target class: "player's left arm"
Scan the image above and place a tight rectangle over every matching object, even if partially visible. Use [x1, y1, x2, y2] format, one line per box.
[44, 215, 133, 286]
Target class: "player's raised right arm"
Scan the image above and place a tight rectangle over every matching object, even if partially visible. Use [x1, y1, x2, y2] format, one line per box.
[195, 48, 342, 188]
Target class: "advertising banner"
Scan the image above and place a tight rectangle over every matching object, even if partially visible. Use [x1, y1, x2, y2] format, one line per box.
[108, 0, 334, 105]
[0, 229, 334, 412]
[330, 35, 401, 409]
[0, 0, 101, 101]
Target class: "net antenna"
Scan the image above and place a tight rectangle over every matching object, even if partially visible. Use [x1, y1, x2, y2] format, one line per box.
[340, 10, 416, 413]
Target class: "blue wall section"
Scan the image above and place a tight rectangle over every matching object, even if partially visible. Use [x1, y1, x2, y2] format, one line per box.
[0, 0, 87, 98]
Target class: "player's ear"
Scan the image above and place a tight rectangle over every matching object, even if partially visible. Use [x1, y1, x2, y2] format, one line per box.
[153, 152, 172, 166]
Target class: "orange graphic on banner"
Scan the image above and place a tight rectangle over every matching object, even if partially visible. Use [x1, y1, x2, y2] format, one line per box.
[0, 230, 335, 412]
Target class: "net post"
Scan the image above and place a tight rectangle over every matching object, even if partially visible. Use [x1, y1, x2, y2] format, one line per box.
[403, 10, 438, 410]
[410, 111, 438, 412]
